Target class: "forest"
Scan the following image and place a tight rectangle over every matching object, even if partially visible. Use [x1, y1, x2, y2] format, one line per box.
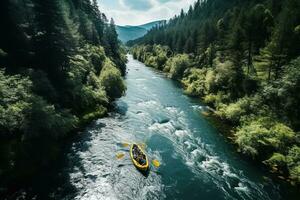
[129, 0, 300, 184]
[0, 0, 126, 192]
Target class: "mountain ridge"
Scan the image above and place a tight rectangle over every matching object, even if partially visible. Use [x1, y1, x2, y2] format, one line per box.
[116, 20, 166, 43]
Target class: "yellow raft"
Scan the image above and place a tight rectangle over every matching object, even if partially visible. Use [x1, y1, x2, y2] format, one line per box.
[130, 144, 149, 171]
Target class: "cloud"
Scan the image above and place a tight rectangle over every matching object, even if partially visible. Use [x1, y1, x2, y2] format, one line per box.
[97, 0, 198, 25]
[123, 0, 153, 11]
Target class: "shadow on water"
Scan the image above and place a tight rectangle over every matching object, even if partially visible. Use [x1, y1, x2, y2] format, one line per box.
[25, 121, 108, 200]
[0, 133, 91, 200]
[138, 168, 150, 178]
[52, 122, 106, 199]
[112, 100, 128, 115]
[2, 144, 77, 199]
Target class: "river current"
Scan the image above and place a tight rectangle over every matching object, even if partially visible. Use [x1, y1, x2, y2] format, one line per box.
[47, 55, 286, 200]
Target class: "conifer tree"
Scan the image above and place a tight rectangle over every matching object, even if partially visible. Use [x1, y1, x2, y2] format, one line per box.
[33, 0, 75, 82]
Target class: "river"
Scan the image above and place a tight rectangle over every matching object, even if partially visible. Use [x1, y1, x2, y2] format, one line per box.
[50, 54, 286, 200]
[46, 55, 288, 199]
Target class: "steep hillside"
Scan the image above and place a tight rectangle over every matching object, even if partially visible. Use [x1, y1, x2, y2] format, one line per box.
[116, 25, 147, 43]
[116, 20, 166, 43]
[138, 20, 166, 30]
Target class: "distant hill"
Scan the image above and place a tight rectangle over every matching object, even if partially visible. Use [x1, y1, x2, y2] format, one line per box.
[116, 20, 165, 43]
[116, 26, 148, 44]
[138, 21, 165, 31]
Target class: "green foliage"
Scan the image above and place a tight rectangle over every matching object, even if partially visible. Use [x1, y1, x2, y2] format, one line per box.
[203, 93, 219, 105]
[166, 54, 191, 79]
[263, 146, 300, 182]
[23, 96, 78, 139]
[0, 70, 78, 139]
[204, 69, 217, 93]
[29, 70, 57, 102]
[132, 45, 170, 70]
[203, 92, 230, 109]
[130, 0, 300, 185]
[217, 100, 248, 124]
[80, 45, 106, 74]
[260, 57, 300, 129]
[213, 59, 244, 98]
[217, 95, 266, 124]
[235, 117, 296, 157]
[99, 59, 126, 100]
[287, 146, 300, 182]
[66, 54, 108, 114]
[182, 68, 207, 96]
[265, 153, 287, 168]
[145, 56, 158, 68]
[0, 70, 32, 134]
[0, 0, 126, 187]
[82, 105, 107, 124]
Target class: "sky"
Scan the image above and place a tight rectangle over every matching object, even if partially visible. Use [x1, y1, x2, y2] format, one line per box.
[97, 0, 198, 26]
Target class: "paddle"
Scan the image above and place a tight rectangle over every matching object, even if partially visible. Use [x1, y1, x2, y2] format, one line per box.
[152, 159, 161, 167]
[122, 142, 130, 147]
[122, 142, 146, 148]
[116, 152, 125, 159]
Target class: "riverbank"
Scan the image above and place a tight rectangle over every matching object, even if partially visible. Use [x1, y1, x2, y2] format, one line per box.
[0, 108, 123, 199]
[57, 55, 287, 199]
[131, 45, 300, 186]
[0, 47, 127, 199]
[0, 87, 125, 199]
[0, 1, 129, 197]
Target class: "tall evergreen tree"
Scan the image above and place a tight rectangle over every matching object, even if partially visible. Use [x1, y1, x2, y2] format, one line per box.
[33, 0, 75, 82]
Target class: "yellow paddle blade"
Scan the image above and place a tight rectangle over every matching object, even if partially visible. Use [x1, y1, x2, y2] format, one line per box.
[152, 159, 160, 167]
[122, 143, 130, 147]
[116, 152, 125, 159]
[201, 111, 210, 116]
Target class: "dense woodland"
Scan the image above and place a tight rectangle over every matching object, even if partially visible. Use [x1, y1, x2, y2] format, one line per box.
[0, 0, 126, 193]
[130, 0, 300, 184]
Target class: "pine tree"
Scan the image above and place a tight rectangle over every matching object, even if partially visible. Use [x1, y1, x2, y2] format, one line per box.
[184, 37, 194, 54]
[258, 0, 300, 80]
[106, 18, 119, 57]
[230, 24, 245, 68]
[91, 0, 105, 45]
[244, 4, 273, 74]
[33, 0, 75, 82]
